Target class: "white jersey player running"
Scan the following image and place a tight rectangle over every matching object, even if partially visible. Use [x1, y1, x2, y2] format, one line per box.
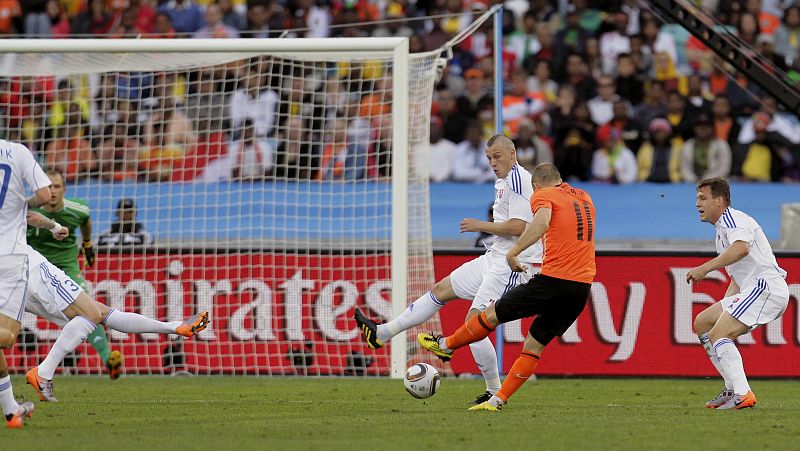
[688, 177, 789, 410]
[18, 224, 211, 402]
[355, 134, 542, 404]
[0, 139, 54, 428]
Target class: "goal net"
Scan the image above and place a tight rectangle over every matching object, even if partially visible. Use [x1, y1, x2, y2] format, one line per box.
[3, 38, 445, 377]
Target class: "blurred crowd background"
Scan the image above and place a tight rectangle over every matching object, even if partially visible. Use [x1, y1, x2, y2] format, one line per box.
[2, 0, 800, 185]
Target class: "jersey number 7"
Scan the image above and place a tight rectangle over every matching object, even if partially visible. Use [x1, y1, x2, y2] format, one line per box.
[0, 164, 11, 209]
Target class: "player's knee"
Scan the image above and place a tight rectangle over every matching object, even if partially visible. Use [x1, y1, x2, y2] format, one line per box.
[694, 314, 713, 335]
[84, 310, 103, 325]
[0, 330, 16, 348]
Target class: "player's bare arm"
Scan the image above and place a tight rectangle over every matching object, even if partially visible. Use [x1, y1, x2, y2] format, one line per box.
[81, 217, 95, 267]
[459, 217, 526, 236]
[27, 186, 52, 209]
[506, 208, 551, 272]
[26, 211, 69, 240]
[686, 240, 749, 284]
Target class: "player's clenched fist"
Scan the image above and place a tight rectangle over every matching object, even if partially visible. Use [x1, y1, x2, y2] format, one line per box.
[686, 266, 708, 284]
[82, 240, 96, 267]
[459, 218, 484, 233]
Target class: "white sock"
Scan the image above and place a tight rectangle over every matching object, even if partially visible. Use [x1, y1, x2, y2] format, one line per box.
[699, 333, 733, 390]
[376, 291, 444, 343]
[469, 337, 501, 394]
[39, 316, 97, 380]
[0, 375, 19, 417]
[104, 309, 182, 335]
[714, 338, 751, 395]
[488, 395, 505, 408]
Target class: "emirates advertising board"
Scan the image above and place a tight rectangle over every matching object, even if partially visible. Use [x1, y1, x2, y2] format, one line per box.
[9, 253, 800, 377]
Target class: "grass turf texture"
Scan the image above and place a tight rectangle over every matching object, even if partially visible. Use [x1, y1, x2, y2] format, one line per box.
[2, 376, 799, 450]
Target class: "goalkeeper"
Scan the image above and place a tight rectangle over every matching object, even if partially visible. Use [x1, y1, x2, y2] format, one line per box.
[26, 169, 123, 379]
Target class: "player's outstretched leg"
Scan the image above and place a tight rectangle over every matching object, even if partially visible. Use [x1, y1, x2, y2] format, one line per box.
[354, 308, 383, 349]
[104, 308, 209, 337]
[416, 333, 453, 362]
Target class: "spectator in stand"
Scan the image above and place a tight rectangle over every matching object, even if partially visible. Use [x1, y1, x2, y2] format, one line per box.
[97, 198, 154, 247]
[72, 0, 116, 36]
[548, 85, 577, 137]
[737, 12, 761, 47]
[372, 2, 413, 38]
[96, 123, 140, 182]
[633, 79, 667, 131]
[583, 37, 604, 78]
[141, 97, 197, 181]
[457, 69, 492, 120]
[159, 0, 204, 34]
[556, 125, 596, 182]
[738, 97, 800, 145]
[680, 114, 732, 182]
[684, 73, 713, 124]
[229, 119, 272, 181]
[276, 74, 325, 136]
[598, 100, 644, 155]
[436, 88, 468, 144]
[272, 115, 319, 180]
[229, 61, 279, 138]
[514, 118, 554, 173]
[451, 121, 494, 183]
[428, 116, 457, 183]
[243, 1, 272, 38]
[628, 33, 652, 75]
[599, 12, 631, 75]
[130, 0, 157, 34]
[45, 103, 96, 182]
[614, 53, 644, 106]
[665, 90, 692, 142]
[502, 70, 547, 135]
[26, 0, 70, 37]
[47, 80, 90, 138]
[0, 0, 20, 34]
[637, 118, 682, 183]
[505, 11, 541, 67]
[640, 19, 679, 74]
[774, 6, 800, 66]
[561, 53, 595, 102]
[193, 3, 239, 38]
[591, 126, 638, 184]
[755, 33, 787, 71]
[317, 117, 366, 181]
[293, 0, 331, 38]
[528, 60, 558, 103]
[150, 11, 176, 38]
[109, 6, 148, 37]
[733, 112, 793, 182]
[711, 96, 741, 149]
[218, 0, 245, 31]
[587, 75, 619, 126]
[552, 6, 590, 71]
[745, 0, 779, 36]
[185, 69, 227, 134]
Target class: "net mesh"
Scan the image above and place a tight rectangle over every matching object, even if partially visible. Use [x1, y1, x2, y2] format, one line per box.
[5, 44, 447, 376]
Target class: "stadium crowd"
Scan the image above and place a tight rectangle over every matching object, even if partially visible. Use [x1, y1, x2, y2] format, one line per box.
[2, 0, 800, 183]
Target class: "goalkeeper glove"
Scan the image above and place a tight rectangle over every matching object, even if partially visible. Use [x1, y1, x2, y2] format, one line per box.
[82, 240, 95, 268]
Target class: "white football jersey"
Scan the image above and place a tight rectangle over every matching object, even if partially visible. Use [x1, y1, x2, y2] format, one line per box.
[0, 140, 51, 256]
[714, 207, 786, 288]
[489, 163, 543, 263]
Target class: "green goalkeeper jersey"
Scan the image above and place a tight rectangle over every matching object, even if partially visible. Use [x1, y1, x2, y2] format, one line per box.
[27, 198, 91, 274]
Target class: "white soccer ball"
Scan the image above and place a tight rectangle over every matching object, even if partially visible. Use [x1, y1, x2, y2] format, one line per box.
[404, 363, 440, 399]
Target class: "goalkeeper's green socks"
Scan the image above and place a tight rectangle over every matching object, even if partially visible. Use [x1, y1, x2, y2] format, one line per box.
[87, 325, 112, 364]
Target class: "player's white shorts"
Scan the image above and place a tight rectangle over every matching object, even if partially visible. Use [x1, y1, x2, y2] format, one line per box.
[450, 249, 539, 311]
[0, 254, 30, 322]
[24, 249, 83, 328]
[721, 276, 789, 329]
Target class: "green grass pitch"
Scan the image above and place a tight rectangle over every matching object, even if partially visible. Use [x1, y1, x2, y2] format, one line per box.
[2, 376, 799, 450]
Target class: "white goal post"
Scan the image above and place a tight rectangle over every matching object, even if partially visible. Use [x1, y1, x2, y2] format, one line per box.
[2, 38, 444, 378]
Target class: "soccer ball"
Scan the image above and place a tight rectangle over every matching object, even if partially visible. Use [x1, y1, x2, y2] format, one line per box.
[404, 363, 440, 399]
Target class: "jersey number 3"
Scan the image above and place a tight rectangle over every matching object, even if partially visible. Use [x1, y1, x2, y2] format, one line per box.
[572, 201, 593, 241]
[0, 164, 11, 209]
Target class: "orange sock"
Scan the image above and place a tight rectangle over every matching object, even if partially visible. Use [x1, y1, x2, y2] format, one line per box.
[444, 312, 494, 350]
[496, 351, 540, 403]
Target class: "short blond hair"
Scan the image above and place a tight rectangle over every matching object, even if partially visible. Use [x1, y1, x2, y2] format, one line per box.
[532, 163, 561, 185]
